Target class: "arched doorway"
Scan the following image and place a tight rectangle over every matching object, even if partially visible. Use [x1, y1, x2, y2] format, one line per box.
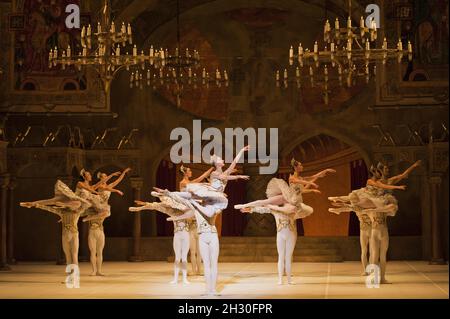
[281, 134, 368, 236]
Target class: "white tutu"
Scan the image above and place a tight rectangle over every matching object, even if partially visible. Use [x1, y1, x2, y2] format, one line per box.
[54, 180, 91, 207]
[185, 182, 228, 211]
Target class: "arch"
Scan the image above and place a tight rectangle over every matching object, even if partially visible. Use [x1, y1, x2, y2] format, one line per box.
[281, 128, 371, 168]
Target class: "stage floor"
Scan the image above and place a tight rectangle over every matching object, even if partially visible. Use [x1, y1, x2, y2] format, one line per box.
[0, 261, 448, 299]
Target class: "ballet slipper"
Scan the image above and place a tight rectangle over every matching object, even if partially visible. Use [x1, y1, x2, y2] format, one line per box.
[380, 278, 391, 284]
[169, 279, 178, 284]
[96, 272, 106, 277]
[20, 202, 33, 208]
[361, 271, 369, 276]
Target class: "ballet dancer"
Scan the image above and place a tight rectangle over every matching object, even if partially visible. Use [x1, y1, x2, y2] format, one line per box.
[20, 180, 92, 267]
[158, 146, 250, 295]
[129, 166, 213, 284]
[367, 160, 421, 283]
[179, 165, 214, 275]
[75, 169, 115, 220]
[328, 164, 409, 283]
[234, 158, 334, 214]
[83, 168, 131, 276]
[240, 204, 314, 285]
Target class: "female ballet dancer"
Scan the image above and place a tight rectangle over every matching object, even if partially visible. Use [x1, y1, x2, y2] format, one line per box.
[75, 169, 115, 220]
[83, 168, 131, 276]
[20, 180, 92, 267]
[157, 146, 250, 295]
[129, 166, 213, 284]
[240, 204, 314, 285]
[179, 165, 214, 275]
[234, 158, 335, 214]
[328, 164, 409, 283]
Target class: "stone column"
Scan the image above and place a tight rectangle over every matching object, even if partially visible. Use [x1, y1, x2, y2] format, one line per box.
[242, 165, 276, 236]
[7, 177, 17, 264]
[129, 177, 144, 262]
[0, 174, 10, 271]
[429, 175, 445, 264]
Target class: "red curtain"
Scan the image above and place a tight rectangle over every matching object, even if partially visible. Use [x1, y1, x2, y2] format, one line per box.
[155, 160, 176, 236]
[221, 179, 248, 236]
[348, 159, 368, 236]
[277, 172, 305, 236]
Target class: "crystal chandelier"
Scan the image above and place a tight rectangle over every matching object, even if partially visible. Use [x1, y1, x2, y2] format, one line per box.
[277, 0, 413, 103]
[131, 0, 228, 107]
[48, 0, 162, 96]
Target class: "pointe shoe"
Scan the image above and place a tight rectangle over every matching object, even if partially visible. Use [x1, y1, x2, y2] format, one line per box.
[234, 204, 245, 210]
[277, 279, 283, 285]
[361, 271, 369, 276]
[90, 271, 97, 276]
[20, 202, 33, 208]
[380, 278, 391, 284]
[170, 279, 178, 284]
[287, 278, 295, 285]
[182, 278, 190, 285]
[97, 272, 106, 276]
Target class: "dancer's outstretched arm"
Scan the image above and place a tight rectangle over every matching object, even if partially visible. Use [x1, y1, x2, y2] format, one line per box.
[33, 204, 63, 217]
[303, 169, 336, 182]
[191, 167, 214, 183]
[77, 181, 100, 195]
[289, 176, 318, 189]
[167, 210, 194, 221]
[388, 160, 421, 185]
[301, 188, 321, 194]
[225, 175, 250, 181]
[98, 185, 124, 196]
[92, 172, 121, 189]
[106, 168, 131, 189]
[224, 145, 250, 175]
[367, 179, 406, 190]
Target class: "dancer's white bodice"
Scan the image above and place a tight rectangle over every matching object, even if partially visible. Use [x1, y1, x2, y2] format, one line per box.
[194, 209, 218, 234]
[210, 176, 226, 192]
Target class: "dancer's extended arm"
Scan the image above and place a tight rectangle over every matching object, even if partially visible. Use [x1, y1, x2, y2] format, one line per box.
[302, 169, 336, 182]
[388, 160, 421, 185]
[289, 175, 318, 189]
[367, 179, 406, 190]
[191, 167, 214, 183]
[301, 188, 321, 194]
[77, 181, 100, 195]
[34, 204, 63, 218]
[106, 168, 131, 189]
[223, 146, 250, 175]
[92, 172, 121, 189]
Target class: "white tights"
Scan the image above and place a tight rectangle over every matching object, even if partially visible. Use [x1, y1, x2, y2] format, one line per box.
[198, 232, 219, 294]
[172, 230, 190, 284]
[276, 228, 297, 284]
[88, 228, 105, 276]
[189, 230, 202, 275]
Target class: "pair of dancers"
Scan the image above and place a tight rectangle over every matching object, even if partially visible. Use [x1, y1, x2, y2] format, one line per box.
[130, 146, 251, 295]
[235, 159, 335, 285]
[328, 160, 421, 283]
[20, 167, 131, 276]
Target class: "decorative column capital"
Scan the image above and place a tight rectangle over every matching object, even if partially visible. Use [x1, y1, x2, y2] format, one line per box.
[130, 177, 144, 190]
[429, 175, 442, 186]
[0, 174, 10, 189]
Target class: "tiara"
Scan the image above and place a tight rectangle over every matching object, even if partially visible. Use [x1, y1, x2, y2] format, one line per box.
[80, 168, 86, 177]
[96, 171, 103, 179]
[376, 162, 385, 171]
[210, 155, 218, 164]
[180, 165, 187, 174]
